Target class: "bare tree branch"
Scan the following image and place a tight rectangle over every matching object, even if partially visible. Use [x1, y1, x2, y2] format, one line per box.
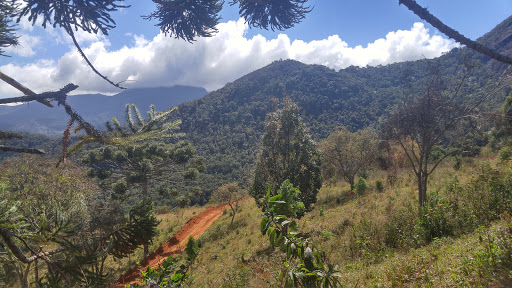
[0, 71, 53, 107]
[0, 130, 22, 140]
[0, 83, 78, 105]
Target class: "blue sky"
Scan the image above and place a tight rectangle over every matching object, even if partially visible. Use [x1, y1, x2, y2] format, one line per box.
[1, 0, 511, 97]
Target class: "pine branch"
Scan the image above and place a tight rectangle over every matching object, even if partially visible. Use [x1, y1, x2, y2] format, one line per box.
[0, 226, 65, 263]
[65, 24, 126, 89]
[0, 83, 79, 105]
[399, 0, 512, 65]
[0, 145, 45, 154]
[58, 118, 75, 165]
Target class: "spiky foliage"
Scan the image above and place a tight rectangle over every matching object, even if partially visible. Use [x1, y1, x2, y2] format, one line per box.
[232, 0, 312, 31]
[83, 104, 203, 257]
[0, 156, 165, 287]
[108, 199, 160, 259]
[145, 0, 223, 42]
[16, 0, 128, 35]
[0, 0, 18, 56]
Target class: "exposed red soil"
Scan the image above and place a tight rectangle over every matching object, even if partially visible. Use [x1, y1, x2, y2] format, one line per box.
[109, 204, 227, 287]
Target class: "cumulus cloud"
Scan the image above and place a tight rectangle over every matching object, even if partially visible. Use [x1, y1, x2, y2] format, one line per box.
[0, 19, 458, 97]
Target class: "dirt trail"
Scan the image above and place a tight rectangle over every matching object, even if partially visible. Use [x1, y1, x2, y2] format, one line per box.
[110, 204, 227, 287]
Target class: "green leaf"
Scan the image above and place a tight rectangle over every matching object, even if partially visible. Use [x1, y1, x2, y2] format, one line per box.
[260, 217, 268, 234]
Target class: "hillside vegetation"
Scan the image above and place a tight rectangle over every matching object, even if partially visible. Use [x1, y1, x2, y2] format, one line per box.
[179, 156, 512, 287]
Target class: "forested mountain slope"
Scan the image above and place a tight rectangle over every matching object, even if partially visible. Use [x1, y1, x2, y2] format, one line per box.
[172, 16, 512, 193]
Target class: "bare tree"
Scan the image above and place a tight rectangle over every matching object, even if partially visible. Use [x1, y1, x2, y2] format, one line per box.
[384, 65, 511, 207]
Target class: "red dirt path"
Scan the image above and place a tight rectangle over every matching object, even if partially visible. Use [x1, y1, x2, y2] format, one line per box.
[109, 204, 227, 287]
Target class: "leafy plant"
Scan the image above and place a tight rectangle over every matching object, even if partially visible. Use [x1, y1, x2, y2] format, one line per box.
[260, 181, 342, 287]
[416, 192, 454, 243]
[128, 236, 199, 288]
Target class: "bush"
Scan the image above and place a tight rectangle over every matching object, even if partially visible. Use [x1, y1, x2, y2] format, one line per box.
[499, 146, 512, 162]
[384, 204, 418, 248]
[375, 179, 384, 192]
[416, 192, 454, 243]
[354, 177, 368, 195]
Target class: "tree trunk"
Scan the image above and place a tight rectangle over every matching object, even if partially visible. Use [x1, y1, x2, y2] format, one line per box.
[349, 178, 355, 192]
[417, 171, 428, 207]
[229, 203, 236, 225]
[142, 181, 149, 258]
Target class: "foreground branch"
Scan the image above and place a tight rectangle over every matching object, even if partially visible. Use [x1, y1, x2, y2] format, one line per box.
[0, 145, 45, 154]
[0, 226, 65, 263]
[65, 25, 126, 90]
[0, 130, 22, 140]
[0, 71, 53, 107]
[0, 83, 78, 105]
[399, 0, 512, 65]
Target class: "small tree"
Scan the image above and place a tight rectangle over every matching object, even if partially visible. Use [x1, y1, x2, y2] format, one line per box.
[383, 65, 508, 207]
[210, 182, 247, 225]
[251, 99, 322, 211]
[319, 127, 378, 190]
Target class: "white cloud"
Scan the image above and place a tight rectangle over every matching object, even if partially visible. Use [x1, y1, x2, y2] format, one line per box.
[0, 19, 458, 97]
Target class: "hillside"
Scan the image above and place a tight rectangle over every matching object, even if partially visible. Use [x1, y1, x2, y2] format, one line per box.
[172, 16, 512, 193]
[105, 155, 512, 287]
[0, 85, 207, 135]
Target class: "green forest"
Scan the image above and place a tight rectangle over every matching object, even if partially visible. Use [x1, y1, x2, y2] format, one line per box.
[2, 1, 512, 287]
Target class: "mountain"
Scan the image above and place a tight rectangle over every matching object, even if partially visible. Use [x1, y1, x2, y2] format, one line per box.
[172, 16, 512, 192]
[0, 85, 208, 135]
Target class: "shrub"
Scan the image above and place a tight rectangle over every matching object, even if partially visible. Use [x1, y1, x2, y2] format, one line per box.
[416, 192, 454, 243]
[499, 146, 512, 162]
[384, 204, 418, 248]
[267, 179, 305, 218]
[375, 179, 384, 192]
[453, 155, 463, 170]
[354, 177, 368, 195]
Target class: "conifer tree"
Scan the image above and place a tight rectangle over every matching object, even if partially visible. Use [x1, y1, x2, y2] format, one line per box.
[83, 104, 204, 257]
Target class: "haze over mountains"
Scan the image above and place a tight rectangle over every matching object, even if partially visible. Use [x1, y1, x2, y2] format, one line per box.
[0, 86, 207, 135]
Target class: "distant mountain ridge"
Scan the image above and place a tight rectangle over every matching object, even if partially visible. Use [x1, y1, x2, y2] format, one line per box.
[0, 86, 208, 135]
